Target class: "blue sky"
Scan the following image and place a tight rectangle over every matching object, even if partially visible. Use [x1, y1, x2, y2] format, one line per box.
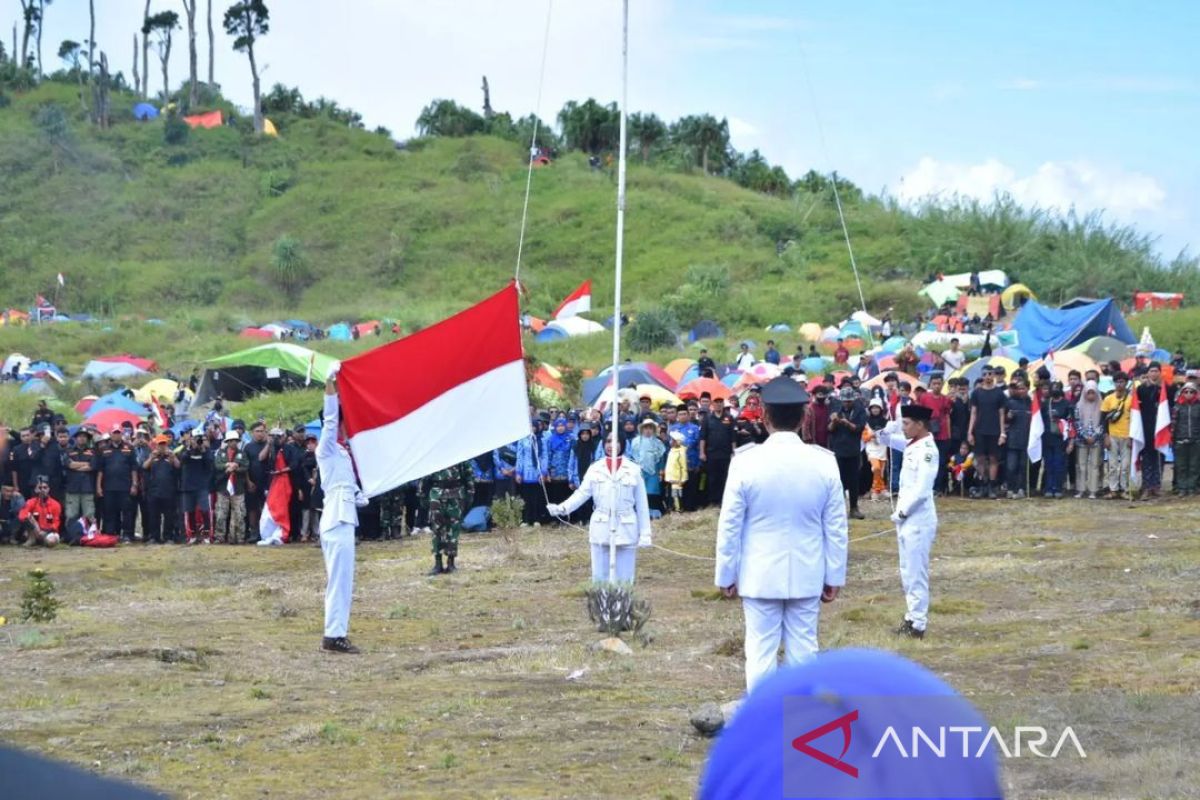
[32, 0, 1197, 257]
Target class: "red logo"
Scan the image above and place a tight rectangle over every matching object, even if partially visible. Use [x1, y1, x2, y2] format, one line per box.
[791, 709, 859, 778]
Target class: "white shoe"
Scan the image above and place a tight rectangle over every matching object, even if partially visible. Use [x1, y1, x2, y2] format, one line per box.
[256, 538, 282, 547]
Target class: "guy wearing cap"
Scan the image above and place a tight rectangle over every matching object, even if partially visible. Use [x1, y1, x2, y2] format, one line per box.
[142, 434, 181, 543]
[875, 403, 940, 638]
[65, 429, 98, 523]
[214, 430, 250, 544]
[699, 395, 735, 507]
[97, 425, 141, 542]
[715, 376, 848, 691]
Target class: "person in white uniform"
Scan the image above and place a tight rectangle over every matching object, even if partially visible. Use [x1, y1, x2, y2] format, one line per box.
[714, 377, 848, 692]
[546, 436, 652, 583]
[318, 368, 368, 654]
[875, 403, 939, 639]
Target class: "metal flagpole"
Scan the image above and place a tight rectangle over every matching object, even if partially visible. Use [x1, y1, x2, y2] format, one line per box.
[607, 0, 629, 584]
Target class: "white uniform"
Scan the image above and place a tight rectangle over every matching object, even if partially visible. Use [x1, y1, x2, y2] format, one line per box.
[878, 422, 939, 632]
[714, 432, 848, 691]
[548, 457, 652, 583]
[318, 393, 366, 638]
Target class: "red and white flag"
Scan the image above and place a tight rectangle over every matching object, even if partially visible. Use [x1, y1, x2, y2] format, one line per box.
[151, 396, 170, 430]
[1043, 349, 1056, 380]
[1028, 391, 1044, 464]
[337, 283, 529, 497]
[259, 451, 292, 543]
[1153, 382, 1172, 455]
[552, 279, 592, 320]
[1129, 388, 1145, 482]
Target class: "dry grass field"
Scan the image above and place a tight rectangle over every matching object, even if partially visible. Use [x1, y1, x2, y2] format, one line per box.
[2, 495, 1199, 799]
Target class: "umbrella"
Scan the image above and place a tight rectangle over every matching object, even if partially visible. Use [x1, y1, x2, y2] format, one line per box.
[949, 356, 1020, 387]
[85, 408, 146, 431]
[664, 358, 696, 383]
[134, 378, 187, 405]
[798, 322, 823, 342]
[629, 384, 680, 410]
[733, 363, 781, 389]
[1067, 336, 1132, 365]
[675, 363, 702, 388]
[86, 390, 147, 417]
[677, 377, 733, 401]
[582, 364, 673, 406]
[1029, 350, 1098, 383]
[721, 372, 742, 388]
[800, 356, 827, 374]
[881, 336, 908, 354]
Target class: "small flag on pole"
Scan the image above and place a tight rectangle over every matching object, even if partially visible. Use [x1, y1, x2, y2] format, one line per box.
[1027, 391, 1044, 464]
[1129, 388, 1145, 483]
[57, 273, 65, 287]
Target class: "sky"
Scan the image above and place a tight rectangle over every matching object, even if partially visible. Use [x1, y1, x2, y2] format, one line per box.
[23, 0, 1199, 258]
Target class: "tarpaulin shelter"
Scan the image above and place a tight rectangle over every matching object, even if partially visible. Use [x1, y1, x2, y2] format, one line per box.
[263, 117, 279, 137]
[1010, 299, 1134, 357]
[132, 102, 159, 120]
[850, 310, 883, 331]
[688, 320, 723, 342]
[195, 343, 337, 405]
[327, 323, 353, 341]
[1000, 283, 1036, 311]
[1133, 292, 1183, 312]
[534, 317, 605, 342]
[26, 361, 64, 383]
[183, 110, 223, 129]
[1060, 297, 1100, 310]
[81, 360, 149, 381]
[919, 279, 962, 307]
[355, 321, 383, 338]
[798, 322, 823, 342]
[956, 293, 1002, 320]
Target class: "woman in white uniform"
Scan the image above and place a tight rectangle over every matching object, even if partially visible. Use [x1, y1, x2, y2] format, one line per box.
[547, 437, 652, 583]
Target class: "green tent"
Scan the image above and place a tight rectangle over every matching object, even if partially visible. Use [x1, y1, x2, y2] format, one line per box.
[918, 278, 962, 307]
[195, 343, 338, 405]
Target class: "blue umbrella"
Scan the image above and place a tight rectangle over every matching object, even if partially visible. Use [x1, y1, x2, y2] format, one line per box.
[800, 356, 827, 374]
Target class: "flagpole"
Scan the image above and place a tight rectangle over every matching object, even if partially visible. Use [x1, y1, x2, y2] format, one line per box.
[607, 0, 629, 585]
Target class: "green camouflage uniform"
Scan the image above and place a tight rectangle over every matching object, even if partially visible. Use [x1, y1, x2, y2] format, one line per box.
[423, 461, 475, 558]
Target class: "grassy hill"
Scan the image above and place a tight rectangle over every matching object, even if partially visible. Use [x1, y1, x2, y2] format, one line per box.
[1, 80, 1197, 401]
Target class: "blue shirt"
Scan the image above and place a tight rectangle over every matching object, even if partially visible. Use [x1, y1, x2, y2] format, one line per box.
[669, 422, 702, 469]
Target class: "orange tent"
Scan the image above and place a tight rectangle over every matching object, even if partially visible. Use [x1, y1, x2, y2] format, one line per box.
[664, 358, 696, 383]
[183, 110, 223, 129]
[677, 377, 732, 401]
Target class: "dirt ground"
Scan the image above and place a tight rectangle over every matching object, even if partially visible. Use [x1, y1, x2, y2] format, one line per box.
[2, 495, 1199, 799]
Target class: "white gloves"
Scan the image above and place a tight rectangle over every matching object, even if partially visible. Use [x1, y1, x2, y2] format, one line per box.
[545, 503, 564, 518]
[890, 510, 906, 524]
[354, 489, 369, 508]
[327, 360, 342, 377]
[638, 534, 652, 548]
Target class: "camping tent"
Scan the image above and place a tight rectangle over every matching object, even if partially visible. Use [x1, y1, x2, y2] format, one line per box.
[327, 323, 353, 341]
[677, 377, 732, 401]
[1133, 292, 1183, 312]
[1010, 299, 1134, 357]
[132, 102, 159, 120]
[2, 353, 30, 376]
[1060, 297, 1100, 310]
[19, 378, 54, 396]
[97, 355, 158, 372]
[194, 343, 337, 405]
[240, 327, 275, 340]
[688, 320, 723, 342]
[134, 378, 188, 405]
[1066, 336, 1132, 365]
[918, 279, 962, 307]
[798, 322, 823, 343]
[81, 360, 149, 381]
[26, 361, 64, 383]
[86, 390, 148, 418]
[1000, 283, 1036, 311]
[534, 317, 605, 342]
[263, 117, 279, 137]
[183, 110, 223, 129]
[850, 310, 883, 331]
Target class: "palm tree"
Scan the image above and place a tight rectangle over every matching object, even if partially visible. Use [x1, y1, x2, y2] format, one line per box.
[627, 112, 665, 163]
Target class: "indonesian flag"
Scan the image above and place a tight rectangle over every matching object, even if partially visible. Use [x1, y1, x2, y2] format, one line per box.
[337, 283, 529, 497]
[259, 451, 292, 544]
[1043, 349, 1056, 380]
[1153, 382, 1172, 455]
[151, 396, 170, 430]
[1129, 389, 1145, 482]
[1028, 392, 1044, 464]
[552, 279, 592, 320]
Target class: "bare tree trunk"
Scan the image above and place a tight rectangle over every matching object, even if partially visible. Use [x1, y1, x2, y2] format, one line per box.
[12, 23, 17, 67]
[182, 0, 198, 106]
[141, 0, 151, 97]
[481, 75, 493, 119]
[92, 51, 110, 128]
[35, 0, 44, 76]
[20, 1, 33, 69]
[88, 0, 95, 75]
[206, 0, 214, 85]
[160, 34, 172, 102]
[248, 42, 262, 133]
[132, 34, 139, 101]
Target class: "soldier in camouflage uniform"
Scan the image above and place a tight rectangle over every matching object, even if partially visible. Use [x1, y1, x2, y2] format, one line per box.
[423, 460, 475, 575]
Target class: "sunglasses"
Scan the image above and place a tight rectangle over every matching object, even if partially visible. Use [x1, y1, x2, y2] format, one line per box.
[1184, 389, 1197, 394]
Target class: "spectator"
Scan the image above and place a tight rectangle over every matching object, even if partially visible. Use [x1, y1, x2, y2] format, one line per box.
[863, 398, 889, 499]
[763, 340, 780, 366]
[17, 477, 61, 546]
[949, 441, 975, 496]
[98, 426, 140, 542]
[0, 483, 25, 544]
[916, 374, 952, 493]
[1041, 382, 1073, 498]
[829, 387, 867, 519]
[142, 434, 180, 544]
[31, 400, 54, 430]
[833, 339, 850, 366]
[214, 430, 250, 544]
[941, 338, 965, 372]
[180, 430, 215, 543]
[1101, 373, 1134, 497]
[10, 428, 42, 499]
[64, 430, 97, 522]
[1073, 381, 1104, 499]
[802, 385, 833, 448]
[968, 367, 1006, 498]
[243, 422, 270, 537]
[697, 348, 717, 378]
[735, 343, 756, 371]
[894, 343, 919, 376]
[699, 396, 735, 506]
[1134, 362, 1165, 497]
[1172, 382, 1200, 495]
[1001, 381, 1033, 498]
[629, 420, 667, 514]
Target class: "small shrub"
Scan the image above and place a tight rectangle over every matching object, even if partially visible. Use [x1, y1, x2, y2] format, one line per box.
[21, 569, 61, 623]
[490, 495, 524, 529]
[163, 114, 190, 146]
[626, 307, 679, 352]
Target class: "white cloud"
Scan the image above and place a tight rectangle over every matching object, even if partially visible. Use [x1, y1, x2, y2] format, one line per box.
[896, 157, 1166, 217]
[727, 116, 759, 140]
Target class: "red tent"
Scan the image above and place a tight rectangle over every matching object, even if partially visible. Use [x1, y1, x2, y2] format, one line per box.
[97, 355, 158, 372]
[1133, 292, 1182, 312]
[677, 377, 732, 401]
[74, 395, 98, 415]
[183, 110, 223, 129]
[85, 408, 146, 431]
[240, 327, 275, 340]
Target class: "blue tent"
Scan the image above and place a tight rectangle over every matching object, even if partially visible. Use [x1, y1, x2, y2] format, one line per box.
[800, 356, 827, 374]
[86, 390, 147, 418]
[534, 327, 568, 343]
[688, 320, 723, 342]
[1011, 299, 1135, 357]
[133, 102, 159, 120]
[327, 323, 352, 341]
[20, 378, 54, 395]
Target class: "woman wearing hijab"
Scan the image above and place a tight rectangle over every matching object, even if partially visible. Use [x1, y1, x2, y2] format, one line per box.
[628, 419, 667, 513]
[544, 417, 574, 514]
[470, 451, 496, 509]
[514, 423, 547, 527]
[545, 436, 652, 584]
[569, 424, 598, 523]
[1073, 380, 1104, 499]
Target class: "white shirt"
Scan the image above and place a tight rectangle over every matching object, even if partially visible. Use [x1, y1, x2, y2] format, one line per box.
[877, 423, 939, 522]
[318, 394, 361, 534]
[715, 432, 848, 599]
[736, 352, 756, 370]
[942, 347, 965, 372]
[556, 458, 652, 547]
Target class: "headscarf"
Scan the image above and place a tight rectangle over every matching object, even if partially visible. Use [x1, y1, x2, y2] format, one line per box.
[547, 417, 571, 453]
[699, 649, 1002, 800]
[574, 427, 596, 475]
[1179, 382, 1200, 405]
[1075, 379, 1102, 428]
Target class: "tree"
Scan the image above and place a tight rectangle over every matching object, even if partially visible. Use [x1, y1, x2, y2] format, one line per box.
[141, 0, 151, 97]
[131, 34, 139, 99]
[35, 102, 69, 171]
[87, 0, 94, 74]
[142, 10, 180, 102]
[671, 114, 731, 175]
[206, 0, 214, 84]
[628, 112, 666, 163]
[181, 0, 199, 106]
[18, 0, 37, 69]
[415, 99, 484, 137]
[224, 1, 269, 134]
[270, 234, 310, 303]
[557, 99, 619, 154]
[58, 39, 86, 110]
[35, 0, 52, 77]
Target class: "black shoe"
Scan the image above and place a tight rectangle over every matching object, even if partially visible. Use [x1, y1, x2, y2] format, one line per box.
[849, 508, 865, 520]
[903, 626, 926, 640]
[428, 554, 444, 576]
[445, 556, 457, 573]
[894, 618, 913, 635]
[321, 637, 361, 654]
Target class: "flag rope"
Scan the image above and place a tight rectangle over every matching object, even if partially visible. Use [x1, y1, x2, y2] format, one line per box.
[512, 0, 554, 284]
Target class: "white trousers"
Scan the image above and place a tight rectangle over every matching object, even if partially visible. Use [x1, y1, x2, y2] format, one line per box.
[590, 544, 637, 583]
[741, 596, 820, 693]
[321, 523, 355, 638]
[896, 518, 936, 631]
